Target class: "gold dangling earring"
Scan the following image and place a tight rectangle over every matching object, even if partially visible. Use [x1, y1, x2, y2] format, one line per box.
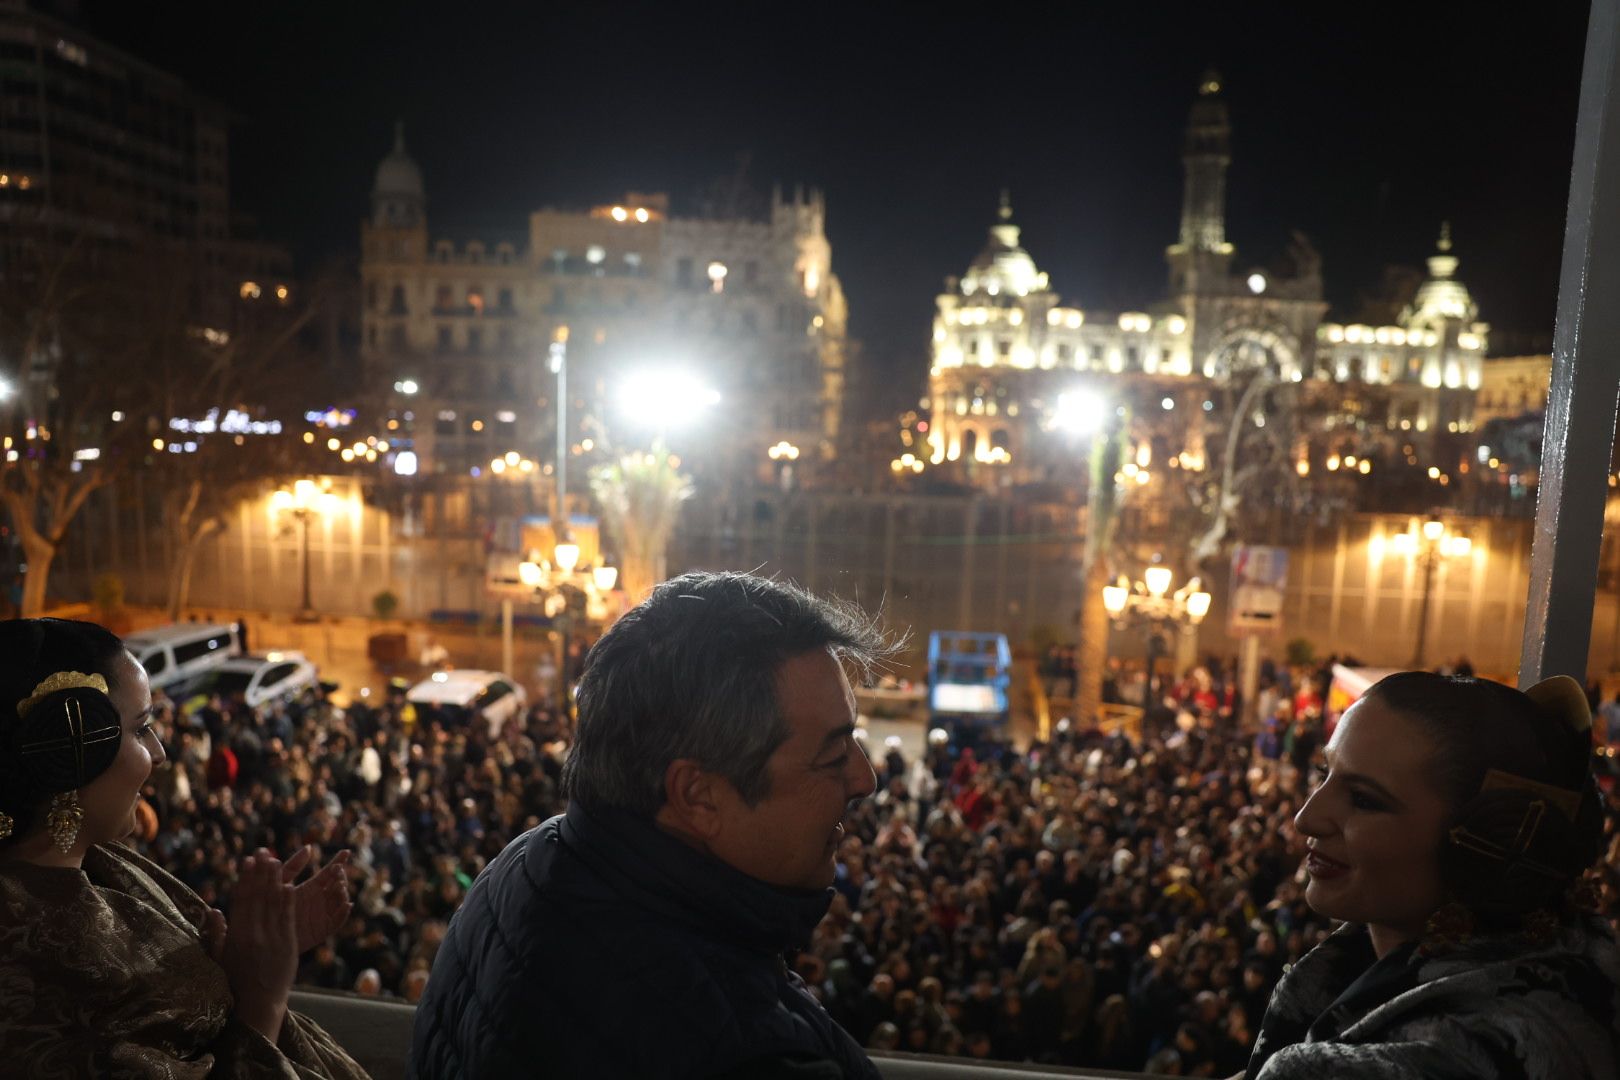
[46, 792, 83, 854]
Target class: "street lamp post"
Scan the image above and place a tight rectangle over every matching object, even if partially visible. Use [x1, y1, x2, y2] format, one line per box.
[270, 479, 340, 623]
[1102, 563, 1213, 709]
[549, 327, 569, 541]
[1395, 517, 1472, 668]
[518, 544, 619, 715]
[768, 440, 800, 490]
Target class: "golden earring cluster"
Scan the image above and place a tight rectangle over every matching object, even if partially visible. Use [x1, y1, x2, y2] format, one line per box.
[45, 792, 82, 853]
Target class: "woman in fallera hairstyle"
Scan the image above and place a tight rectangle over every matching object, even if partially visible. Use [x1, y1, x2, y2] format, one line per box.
[0, 618, 369, 1078]
[1247, 671, 1620, 1080]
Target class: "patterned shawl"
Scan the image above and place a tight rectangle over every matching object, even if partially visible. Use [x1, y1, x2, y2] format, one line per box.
[0, 842, 369, 1079]
[1248, 919, 1620, 1080]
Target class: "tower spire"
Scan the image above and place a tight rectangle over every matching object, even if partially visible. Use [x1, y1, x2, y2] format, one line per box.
[998, 188, 1012, 221]
[1437, 220, 1452, 253]
[1176, 73, 1231, 253]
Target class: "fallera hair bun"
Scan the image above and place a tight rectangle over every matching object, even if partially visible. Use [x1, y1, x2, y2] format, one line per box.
[1523, 674, 1592, 735]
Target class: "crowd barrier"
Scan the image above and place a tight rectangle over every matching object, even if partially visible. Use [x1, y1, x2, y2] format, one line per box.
[287, 989, 1148, 1080]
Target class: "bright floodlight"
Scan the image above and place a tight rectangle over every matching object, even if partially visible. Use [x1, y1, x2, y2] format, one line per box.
[1187, 591, 1213, 622]
[554, 543, 581, 574]
[619, 370, 721, 427]
[1054, 387, 1109, 434]
[1144, 565, 1173, 598]
[593, 565, 619, 592]
[1102, 584, 1129, 616]
[1423, 519, 1446, 542]
[0, 376, 13, 401]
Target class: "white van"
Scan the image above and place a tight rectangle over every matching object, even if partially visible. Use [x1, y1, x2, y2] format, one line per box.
[406, 670, 526, 737]
[124, 622, 244, 696]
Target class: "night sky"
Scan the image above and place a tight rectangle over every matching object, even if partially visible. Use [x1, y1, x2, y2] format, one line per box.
[78, 2, 1590, 414]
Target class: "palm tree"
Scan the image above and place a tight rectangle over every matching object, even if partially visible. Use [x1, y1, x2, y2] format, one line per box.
[588, 441, 693, 603]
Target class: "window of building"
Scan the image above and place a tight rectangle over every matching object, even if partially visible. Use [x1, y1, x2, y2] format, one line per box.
[435, 285, 452, 311]
[497, 326, 513, 349]
[1126, 346, 1139, 367]
[1090, 344, 1103, 365]
[497, 288, 513, 311]
[467, 328, 482, 354]
[437, 326, 452, 352]
[998, 339, 1011, 357]
[389, 325, 406, 350]
[1057, 343, 1070, 361]
[676, 257, 694, 288]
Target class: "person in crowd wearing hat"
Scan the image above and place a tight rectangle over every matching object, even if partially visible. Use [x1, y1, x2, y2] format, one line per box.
[410, 572, 892, 1079]
[0, 618, 366, 1078]
[1247, 672, 1620, 1079]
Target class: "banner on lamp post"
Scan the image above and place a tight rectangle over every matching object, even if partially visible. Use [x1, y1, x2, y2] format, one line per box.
[1229, 545, 1288, 635]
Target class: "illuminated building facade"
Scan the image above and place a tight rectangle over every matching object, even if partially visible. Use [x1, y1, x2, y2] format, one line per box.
[924, 74, 1494, 488]
[359, 126, 847, 478]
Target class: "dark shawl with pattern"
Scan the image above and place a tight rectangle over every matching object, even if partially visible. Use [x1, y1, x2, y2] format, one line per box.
[0, 842, 369, 1079]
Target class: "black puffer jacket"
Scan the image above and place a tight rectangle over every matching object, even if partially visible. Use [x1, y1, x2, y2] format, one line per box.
[409, 803, 881, 1080]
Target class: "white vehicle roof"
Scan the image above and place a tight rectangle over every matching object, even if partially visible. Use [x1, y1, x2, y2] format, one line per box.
[406, 669, 511, 706]
[213, 651, 307, 674]
[125, 622, 238, 648]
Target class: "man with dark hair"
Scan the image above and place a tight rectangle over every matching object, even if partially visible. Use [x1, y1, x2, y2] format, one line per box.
[411, 572, 890, 1079]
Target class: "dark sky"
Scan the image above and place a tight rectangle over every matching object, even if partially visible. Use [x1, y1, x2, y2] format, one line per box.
[78, 1, 1590, 405]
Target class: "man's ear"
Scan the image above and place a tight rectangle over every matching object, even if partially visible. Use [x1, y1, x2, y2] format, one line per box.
[662, 758, 727, 840]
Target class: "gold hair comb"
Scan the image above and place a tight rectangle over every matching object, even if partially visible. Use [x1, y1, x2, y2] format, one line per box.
[17, 671, 109, 718]
[1479, 768, 1581, 821]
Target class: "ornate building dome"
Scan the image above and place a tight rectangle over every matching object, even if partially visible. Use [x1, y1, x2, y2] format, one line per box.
[1406, 222, 1478, 327]
[372, 121, 425, 228]
[959, 192, 1050, 298]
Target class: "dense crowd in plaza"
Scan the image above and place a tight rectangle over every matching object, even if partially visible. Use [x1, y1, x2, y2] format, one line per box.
[131, 657, 1620, 1074]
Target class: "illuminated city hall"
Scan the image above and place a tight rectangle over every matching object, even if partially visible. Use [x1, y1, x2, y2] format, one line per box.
[921, 75, 1526, 490]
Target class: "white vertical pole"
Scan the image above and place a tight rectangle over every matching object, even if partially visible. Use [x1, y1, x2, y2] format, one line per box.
[1522, 0, 1620, 683]
[501, 597, 514, 680]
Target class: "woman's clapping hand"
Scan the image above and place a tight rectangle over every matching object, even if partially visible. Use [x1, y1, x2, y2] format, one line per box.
[204, 846, 353, 1044]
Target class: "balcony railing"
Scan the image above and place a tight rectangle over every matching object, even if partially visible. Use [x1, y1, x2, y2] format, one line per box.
[286, 989, 1154, 1080]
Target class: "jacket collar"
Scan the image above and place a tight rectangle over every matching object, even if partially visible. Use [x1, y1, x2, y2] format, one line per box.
[555, 801, 833, 954]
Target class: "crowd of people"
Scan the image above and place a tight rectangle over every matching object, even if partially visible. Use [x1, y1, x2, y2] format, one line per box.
[128, 653, 1620, 1075]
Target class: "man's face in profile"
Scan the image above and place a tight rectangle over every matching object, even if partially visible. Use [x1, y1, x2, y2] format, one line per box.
[709, 648, 877, 890]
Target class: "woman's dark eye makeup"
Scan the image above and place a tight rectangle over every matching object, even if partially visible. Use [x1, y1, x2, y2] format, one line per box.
[1348, 787, 1387, 811]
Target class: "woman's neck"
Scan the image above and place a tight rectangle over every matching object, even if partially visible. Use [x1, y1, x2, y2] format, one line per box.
[0, 832, 86, 870]
[1367, 921, 1423, 960]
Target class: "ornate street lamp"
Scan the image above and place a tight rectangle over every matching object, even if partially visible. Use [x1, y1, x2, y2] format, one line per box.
[1102, 564, 1213, 708]
[519, 543, 620, 713]
[1392, 517, 1471, 668]
[270, 479, 341, 622]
